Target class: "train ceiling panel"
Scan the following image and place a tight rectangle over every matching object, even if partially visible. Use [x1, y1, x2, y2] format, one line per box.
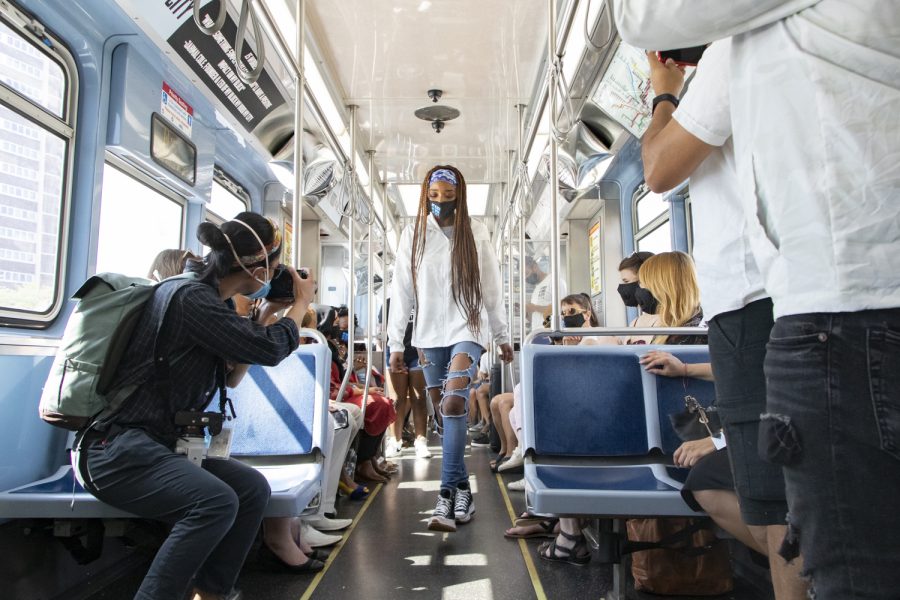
[299, 0, 548, 185]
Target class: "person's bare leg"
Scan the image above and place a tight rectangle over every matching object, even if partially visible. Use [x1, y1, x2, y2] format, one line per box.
[693, 490, 767, 554]
[498, 394, 517, 452]
[409, 370, 428, 438]
[763, 525, 808, 600]
[263, 517, 311, 566]
[476, 384, 491, 430]
[490, 393, 510, 458]
[389, 370, 410, 443]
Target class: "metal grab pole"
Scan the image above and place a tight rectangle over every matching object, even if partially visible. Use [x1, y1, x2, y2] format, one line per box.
[547, 0, 561, 332]
[291, 0, 305, 268]
[381, 181, 389, 351]
[335, 105, 359, 406]
[505, 180, 515, 389]
[361, 150, 376, 408]
[515, 104, 528, 342]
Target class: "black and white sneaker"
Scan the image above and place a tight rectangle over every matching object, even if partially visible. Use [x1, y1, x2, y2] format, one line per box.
[454, 486, 475, 523]
[428, 489, 457, 532]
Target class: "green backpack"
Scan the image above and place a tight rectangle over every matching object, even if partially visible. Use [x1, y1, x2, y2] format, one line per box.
[39, 272, 195, 430]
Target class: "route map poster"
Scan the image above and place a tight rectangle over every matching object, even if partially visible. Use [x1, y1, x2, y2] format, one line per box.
[591, 42, 653, 138]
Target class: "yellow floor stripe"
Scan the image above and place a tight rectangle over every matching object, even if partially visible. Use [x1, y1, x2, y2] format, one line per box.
[496, 473, 548, 600]
[298, 483, 383, 600]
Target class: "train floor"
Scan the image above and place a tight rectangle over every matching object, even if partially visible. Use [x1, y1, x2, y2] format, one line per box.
[85, 434, 774, 600]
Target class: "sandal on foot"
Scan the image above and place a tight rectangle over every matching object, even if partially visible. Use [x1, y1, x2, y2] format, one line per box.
[514, 512, 549, 527]
[538, 530, 591, 566]
[505, 519, 558, 539]
[489, 454, 507, 473]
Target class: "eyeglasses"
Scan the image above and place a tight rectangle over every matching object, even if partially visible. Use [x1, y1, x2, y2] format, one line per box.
[560, 308, 586, 317]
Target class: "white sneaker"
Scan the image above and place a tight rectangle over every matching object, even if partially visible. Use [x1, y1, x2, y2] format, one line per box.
[414, 436, 432, 458]
[300, 521, 343, 547]
[507, 478, 526, 491]
[498, 447, 524, 472]
[304, 515, 353, 531]
[385, 438, 403, 458]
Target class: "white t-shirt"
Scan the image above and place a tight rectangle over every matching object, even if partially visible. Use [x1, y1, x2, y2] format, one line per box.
[530, 275, 567, 330]
[672, 39, 768, 322]
[614, 0, 900, 318]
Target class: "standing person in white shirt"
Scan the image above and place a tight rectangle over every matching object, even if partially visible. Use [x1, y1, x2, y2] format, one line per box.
[615, 2, 900, 597]
[387, 166, 513, 533]
[524, 256, 567, 332]
[640, 40, 806, 599]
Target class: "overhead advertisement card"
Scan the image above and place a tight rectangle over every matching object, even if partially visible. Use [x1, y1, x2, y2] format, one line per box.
[116, 0, 286, 132]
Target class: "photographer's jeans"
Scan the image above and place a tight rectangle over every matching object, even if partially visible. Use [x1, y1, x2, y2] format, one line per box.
[83, 428, 270, 599]
[763, 308, 900, 599]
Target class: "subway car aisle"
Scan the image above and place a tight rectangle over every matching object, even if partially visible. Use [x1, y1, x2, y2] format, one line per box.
[302, 438, 548, 600]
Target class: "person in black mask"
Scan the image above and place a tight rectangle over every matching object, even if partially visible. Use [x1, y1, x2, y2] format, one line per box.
[616, 251, 660, 344]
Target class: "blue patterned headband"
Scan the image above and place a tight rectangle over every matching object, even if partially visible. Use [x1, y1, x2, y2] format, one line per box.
[429, 168, 458, 186]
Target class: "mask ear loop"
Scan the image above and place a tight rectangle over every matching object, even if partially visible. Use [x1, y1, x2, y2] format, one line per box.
[222, 219, 270, 284]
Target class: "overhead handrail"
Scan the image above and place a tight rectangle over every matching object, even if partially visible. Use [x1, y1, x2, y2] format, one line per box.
[547, 56, 576, 143]
[234, 0, 266, 84]
[193, 0, 227, 35]
[583, 0, 616, 53]
[513, 103, 532, 220]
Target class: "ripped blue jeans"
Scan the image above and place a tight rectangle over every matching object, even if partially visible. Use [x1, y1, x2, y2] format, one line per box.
[421, 341, 484, 491]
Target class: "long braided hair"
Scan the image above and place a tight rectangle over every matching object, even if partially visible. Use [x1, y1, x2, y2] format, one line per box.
[410, 165, 483, 336]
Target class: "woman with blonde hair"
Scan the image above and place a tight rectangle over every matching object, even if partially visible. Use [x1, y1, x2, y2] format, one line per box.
[637, 251, 704, 344]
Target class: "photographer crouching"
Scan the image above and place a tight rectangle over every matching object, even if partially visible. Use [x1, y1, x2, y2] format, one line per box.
[74, 212, 316, 600]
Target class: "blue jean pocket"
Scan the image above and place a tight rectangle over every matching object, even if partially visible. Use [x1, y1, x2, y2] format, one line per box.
[867, 328, 900, 461]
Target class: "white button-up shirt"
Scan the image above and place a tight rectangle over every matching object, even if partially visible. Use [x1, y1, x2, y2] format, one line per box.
[614, 0, 900, 318]
[387, 215, 509, 354]
[672, 39, 768, 322]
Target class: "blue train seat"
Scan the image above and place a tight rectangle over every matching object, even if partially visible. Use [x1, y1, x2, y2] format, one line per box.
[520, 344, 714, 517]
[0, 344, 330, 520]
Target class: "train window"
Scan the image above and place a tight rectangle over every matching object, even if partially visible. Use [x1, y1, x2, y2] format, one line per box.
[635, 190, 667, 229]
[0, 12, 75, 324]
[633, 187, 672, 253]
[206, 171, 249, 224]
[0, 20, 66, 119]
[636, 221, 672, 254]
[95, 160, 184, 277]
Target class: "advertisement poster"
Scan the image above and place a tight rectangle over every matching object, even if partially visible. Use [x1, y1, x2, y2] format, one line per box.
[589, 220, 602, 296]
[282, 218, 294, 267]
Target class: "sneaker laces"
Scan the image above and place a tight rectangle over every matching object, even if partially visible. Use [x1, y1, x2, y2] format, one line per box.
[454, 488, 472, 514]
[434, 493, 454, 518]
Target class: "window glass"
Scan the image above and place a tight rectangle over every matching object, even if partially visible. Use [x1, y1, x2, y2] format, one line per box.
[207, 179, 248, 223]
[637, 221, 672, 254]
[0, 103, 66, 313]
[0, 20, 66, 118]
[96, 164, 183, 278]
[636, 190, 668, 229]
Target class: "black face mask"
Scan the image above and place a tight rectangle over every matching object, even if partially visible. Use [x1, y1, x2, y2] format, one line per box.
[429, 200, 457, 221]
[562, 313, 586, 328]
[634, 287, 659, 315]
[526, 272, 541, 285]
[617, 281, 640, 307]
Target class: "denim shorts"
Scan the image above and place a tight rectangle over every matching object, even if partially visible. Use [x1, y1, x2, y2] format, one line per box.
[708, 298, 788, 526]
[761, 308, 900, 596]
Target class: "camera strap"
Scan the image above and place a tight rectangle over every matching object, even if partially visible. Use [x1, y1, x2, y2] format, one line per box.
[216, 358, 236, 420]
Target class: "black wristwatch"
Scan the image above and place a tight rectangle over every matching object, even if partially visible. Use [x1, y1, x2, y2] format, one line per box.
[652, 93, 680, 114]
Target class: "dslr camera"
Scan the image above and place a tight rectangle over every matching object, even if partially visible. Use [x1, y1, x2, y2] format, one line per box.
[174, 410, 224, 437]
[265, 265, 310, 302]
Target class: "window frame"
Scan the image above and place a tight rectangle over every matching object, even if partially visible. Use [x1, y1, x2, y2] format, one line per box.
[632, 184, 672, 253]
[0, 6, 78, 327]
[205, 167, 250, 225]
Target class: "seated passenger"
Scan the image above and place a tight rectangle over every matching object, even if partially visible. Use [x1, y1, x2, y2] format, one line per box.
[76, 214, 317, 599]
[617, 251, 660, 345]
[326, 332, 397, 484]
